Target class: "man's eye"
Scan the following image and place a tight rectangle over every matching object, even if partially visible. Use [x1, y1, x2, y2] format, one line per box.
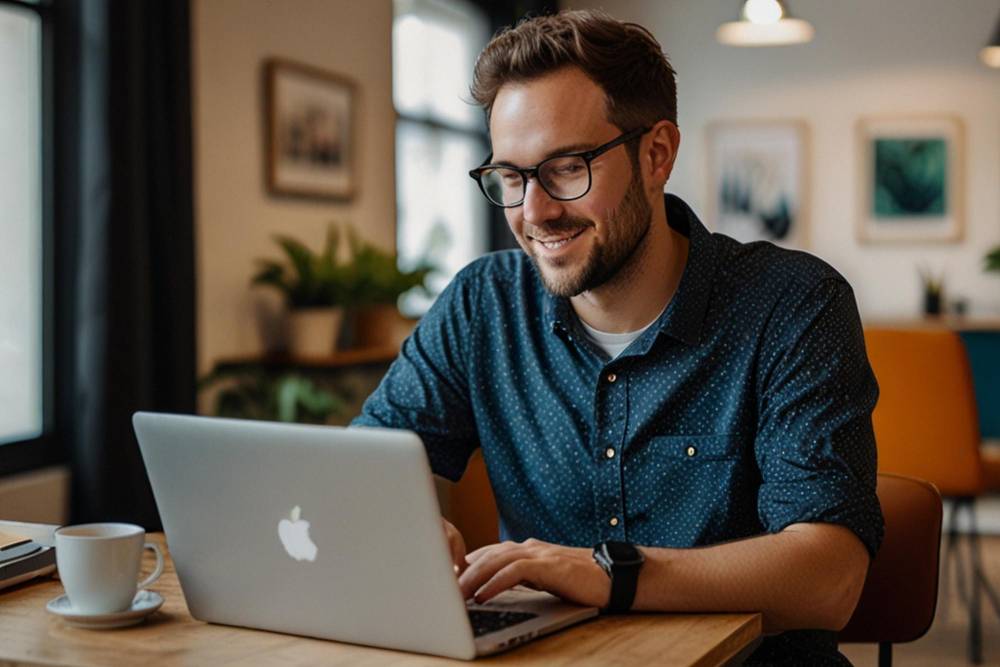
[553, 163, 584, 176]
[500, 173, 522, 184]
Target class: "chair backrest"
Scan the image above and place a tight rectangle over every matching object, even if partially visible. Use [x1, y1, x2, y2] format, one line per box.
[864, 327, 985, 496]
[959, 330, 1000, 440]
[840, 473, 942, 644]
[446, 449, 499, 551]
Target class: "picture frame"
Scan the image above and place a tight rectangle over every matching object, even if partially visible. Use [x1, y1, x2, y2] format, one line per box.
[705, 119, 809, 249]
[856, 115, 964, 243]
[265, 58, 357, 200]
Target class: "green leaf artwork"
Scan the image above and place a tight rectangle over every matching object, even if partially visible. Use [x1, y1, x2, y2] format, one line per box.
[873, 138, 946, 218]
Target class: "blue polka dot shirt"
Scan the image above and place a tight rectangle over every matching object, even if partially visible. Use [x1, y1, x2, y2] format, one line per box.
[354, 194, 883, 665]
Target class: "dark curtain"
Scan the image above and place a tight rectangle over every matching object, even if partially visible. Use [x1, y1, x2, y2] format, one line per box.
[56, 0, 196, 529]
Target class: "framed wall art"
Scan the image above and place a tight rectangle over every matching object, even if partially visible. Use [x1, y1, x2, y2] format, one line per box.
[856, 115, 964, 243]
[705, 119, 809, 249]
[265, 58, 357, 200]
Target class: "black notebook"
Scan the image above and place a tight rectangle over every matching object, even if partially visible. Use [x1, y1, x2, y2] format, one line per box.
[0, 530, 56, 590]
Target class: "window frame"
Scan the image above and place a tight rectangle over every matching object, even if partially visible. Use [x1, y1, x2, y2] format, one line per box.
[392, 0, 514, 309]
[0, 0, 61, 477]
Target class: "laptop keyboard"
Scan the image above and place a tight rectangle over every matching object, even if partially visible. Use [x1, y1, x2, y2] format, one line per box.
[467, 609, 538, 637]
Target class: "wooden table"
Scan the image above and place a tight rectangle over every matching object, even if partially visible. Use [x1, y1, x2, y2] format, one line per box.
[0, 535, 762, 666]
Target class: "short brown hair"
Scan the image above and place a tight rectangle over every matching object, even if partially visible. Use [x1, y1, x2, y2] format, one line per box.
[470, 10, 677, 133]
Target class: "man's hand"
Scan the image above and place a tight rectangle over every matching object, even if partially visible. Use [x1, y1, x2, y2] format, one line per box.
[442, 518, 468, 575]
[458, 538, 611, 607]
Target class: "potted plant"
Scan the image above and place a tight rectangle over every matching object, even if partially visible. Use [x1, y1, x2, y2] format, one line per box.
[345, 228, 434, 349]
[198, 367, 345, 424]
[252, 225, 351, 356]
[986, 246, 1000, 274]
[918, 264, 944, 317]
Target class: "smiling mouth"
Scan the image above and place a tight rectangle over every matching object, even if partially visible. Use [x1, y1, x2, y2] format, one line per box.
[530, 227, 586, 250]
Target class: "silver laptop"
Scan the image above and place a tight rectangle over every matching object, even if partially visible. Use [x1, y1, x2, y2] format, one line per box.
[133, 412, 597, 660]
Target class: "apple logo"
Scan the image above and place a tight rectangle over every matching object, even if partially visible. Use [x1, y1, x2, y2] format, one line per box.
[278, 505, 318, 562]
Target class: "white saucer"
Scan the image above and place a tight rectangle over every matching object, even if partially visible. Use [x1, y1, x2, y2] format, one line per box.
[46, 590, 164, 629]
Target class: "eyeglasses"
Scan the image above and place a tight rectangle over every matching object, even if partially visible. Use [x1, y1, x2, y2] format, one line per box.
[468, 127, 650, 208]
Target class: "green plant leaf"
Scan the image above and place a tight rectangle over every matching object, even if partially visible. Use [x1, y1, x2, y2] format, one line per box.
[251, 260, 289, 289]
[320, 224, 340, 270]
[276, 375, 304, 422]
[274, 236, 317, 305]
[341, 225, 437, 305]
[200, 367, 344, 424]
[985, 246, 1000, 273]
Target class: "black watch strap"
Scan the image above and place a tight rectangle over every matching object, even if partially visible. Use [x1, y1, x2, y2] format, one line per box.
[607, 558, 640, 613]
[593, 541, 644, 613]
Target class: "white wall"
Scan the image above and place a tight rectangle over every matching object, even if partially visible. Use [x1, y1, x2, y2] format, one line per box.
[565, 0, 1000, 318]
[192, 0, 395, 376]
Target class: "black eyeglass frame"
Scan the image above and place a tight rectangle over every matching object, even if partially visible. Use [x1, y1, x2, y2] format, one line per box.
[468, 126, 651, 208]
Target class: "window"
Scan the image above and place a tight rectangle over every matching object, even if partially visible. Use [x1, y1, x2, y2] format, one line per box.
[392, 0, 490, 315]
[0, 2, 44, 447]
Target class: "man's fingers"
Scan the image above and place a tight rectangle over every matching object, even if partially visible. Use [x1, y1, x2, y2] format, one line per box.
[459, 542, 537, 599]
[474, 560, 542, 604]
[442, 519, 468, 575]
[464, 547, 488, 563]
[450, 538, 467, 573]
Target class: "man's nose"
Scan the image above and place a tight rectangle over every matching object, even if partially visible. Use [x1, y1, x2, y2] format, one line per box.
[521, 177, 562, 226]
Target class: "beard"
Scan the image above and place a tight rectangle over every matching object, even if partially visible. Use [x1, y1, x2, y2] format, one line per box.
[525, 169, 653, 298]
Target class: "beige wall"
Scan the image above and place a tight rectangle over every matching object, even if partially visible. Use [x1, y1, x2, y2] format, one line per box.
[0, 467, 69, 524]
[192, 0, 395, 379]
[565, 0, 1000, 319]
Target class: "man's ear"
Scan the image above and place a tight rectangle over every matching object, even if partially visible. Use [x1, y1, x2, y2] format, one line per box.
[643, 120, 681, 190]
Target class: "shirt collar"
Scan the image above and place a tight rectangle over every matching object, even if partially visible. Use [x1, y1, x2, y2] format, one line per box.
[543, 193, 718, 348]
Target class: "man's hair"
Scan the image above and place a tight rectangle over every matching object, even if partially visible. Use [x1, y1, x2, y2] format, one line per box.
[470, 9, 677, 134]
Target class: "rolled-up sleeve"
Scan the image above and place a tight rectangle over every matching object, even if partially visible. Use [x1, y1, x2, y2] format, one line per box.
[351, 268, 480, 482]
[754, 277, 884, 557]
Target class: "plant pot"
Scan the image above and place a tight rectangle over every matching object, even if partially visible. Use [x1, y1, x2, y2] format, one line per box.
[287, 307, 344, 357]
[353, 304, 416, 349]
[923, 291, 942, 317]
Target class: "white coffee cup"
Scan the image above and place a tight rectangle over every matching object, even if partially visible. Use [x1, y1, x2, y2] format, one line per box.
[55, 523, 164, 615]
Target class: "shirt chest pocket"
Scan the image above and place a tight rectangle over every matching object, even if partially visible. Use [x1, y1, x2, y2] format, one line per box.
[646, 433, 746, 462]
[625, 433, 756, 545]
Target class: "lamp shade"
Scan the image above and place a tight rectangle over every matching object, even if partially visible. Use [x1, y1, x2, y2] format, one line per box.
[981, 14, 1000, 68]
[716, 0, 815, 47]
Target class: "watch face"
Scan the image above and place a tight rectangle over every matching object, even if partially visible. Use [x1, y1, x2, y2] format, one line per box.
[604, 541, 644, 566]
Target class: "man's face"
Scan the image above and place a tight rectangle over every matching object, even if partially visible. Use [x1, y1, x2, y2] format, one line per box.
[489, 67, 653, 298]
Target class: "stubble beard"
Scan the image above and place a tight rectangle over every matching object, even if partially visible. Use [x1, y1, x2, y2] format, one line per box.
[528, 170, 653, 298]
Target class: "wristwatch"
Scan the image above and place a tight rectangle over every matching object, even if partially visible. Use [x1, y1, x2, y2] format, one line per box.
[592, 541, 644, 613]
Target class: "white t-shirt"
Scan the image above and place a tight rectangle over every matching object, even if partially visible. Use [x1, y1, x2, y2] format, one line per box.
[578, 305, 668, 359]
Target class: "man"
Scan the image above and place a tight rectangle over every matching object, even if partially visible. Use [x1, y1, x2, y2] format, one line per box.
[354, 10, 882, 665]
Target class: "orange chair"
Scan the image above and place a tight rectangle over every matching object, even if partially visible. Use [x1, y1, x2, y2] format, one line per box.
[839, 473, 943, 666]
[864, 327, 1000, 664]
[445, 449, 499, 552]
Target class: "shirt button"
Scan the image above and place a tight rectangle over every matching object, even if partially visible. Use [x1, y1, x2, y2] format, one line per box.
[605, 448, 616, 459]
[686, 445, 697, 457]
[609, 517, 619, 527]
[606, 373, 617, 383]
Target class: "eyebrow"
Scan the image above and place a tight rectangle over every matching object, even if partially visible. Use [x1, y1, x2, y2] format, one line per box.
[492, 140, 600, 168]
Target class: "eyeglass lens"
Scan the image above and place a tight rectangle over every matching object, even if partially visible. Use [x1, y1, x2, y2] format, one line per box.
[479, 155, 591, 206]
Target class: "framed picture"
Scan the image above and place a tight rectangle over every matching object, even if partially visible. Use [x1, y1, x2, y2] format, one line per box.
[265, 58, 357, 200]
[705, 120, 809, 249]
[856, 115, 964, 243]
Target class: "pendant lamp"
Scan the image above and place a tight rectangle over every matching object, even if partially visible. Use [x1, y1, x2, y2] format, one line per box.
[981, 13, 1000, 68]
[716, 0, 815, 47]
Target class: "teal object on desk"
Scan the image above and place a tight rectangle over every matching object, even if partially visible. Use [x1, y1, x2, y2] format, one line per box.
[959, 331, 1000, 439]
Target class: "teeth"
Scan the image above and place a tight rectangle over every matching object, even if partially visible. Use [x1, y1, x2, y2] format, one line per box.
[537, 230, 583, 250]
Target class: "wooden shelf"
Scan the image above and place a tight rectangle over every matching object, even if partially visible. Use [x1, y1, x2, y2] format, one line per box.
[864, 317, 1000, 331]
[214, 345, 400, 371]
